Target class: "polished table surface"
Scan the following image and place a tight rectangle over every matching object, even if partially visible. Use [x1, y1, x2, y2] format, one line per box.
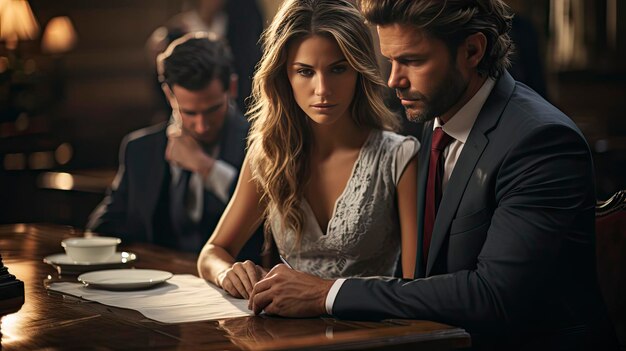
[0, 224, 470, 350]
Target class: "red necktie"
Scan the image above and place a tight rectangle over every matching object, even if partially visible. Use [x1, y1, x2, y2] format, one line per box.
[423, 127, 454, 263]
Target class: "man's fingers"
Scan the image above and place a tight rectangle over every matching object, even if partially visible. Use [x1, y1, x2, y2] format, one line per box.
[250, 288, 273, 315]
[248, 264, 288, 301]
[248, 273, 273, 310]
[248, 267, 332, 317]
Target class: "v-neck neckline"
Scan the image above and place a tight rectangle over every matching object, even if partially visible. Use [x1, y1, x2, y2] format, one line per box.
[303, 130, 377, 236]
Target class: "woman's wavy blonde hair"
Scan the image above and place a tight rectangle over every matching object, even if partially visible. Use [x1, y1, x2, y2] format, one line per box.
[247, 0, 399, 250]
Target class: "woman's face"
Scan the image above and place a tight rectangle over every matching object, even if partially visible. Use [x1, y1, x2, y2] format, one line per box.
[286, 35, 358, 126]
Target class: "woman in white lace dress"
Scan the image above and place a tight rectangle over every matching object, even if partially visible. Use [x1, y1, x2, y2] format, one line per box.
[197, 0, 420, 299]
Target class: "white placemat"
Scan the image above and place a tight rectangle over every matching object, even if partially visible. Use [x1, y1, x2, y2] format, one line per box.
[47, 274, 253, 323]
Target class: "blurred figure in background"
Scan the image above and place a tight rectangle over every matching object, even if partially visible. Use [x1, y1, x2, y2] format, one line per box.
[87, 33, 262, 260]
[146, 0, 264, 113]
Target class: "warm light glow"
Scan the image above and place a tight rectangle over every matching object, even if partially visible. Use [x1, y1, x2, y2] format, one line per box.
[28, 151, 55, 169]
[549, 0, 587, 70]
[41, 16, 77, 54]
[0, 261, 37, 346]
[54, 142, 73, 165]
[13, 223, 27, 233]
[0, 0, 8, 14]
[0, 0, 40, 47]
[40, 172, 75, 190]
[1, 312, 23, 345]
[37, 172, 76, 190]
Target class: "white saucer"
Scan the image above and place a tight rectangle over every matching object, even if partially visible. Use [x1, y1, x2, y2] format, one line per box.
[78, 269, 173, 290]
[43, 252, 137, 275]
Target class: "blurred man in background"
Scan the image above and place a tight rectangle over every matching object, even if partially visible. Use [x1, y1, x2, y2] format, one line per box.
[88, 33, 262, 259]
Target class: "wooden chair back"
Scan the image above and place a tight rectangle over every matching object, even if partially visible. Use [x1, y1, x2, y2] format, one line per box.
[596, 190, 626, 348]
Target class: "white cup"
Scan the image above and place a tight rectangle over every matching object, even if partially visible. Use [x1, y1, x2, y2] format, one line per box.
[61, 237, 121, 263]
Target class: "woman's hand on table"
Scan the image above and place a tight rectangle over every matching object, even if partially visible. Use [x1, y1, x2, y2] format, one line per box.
[218, 260, 267, 299]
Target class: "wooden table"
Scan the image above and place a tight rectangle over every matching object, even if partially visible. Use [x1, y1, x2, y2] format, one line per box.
[0, 224, 470, 350]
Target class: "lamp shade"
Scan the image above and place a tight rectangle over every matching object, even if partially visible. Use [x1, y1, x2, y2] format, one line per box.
[41, 16, 77, 54]
[0, 0, 39, 45]
[0, 0, 8, 14]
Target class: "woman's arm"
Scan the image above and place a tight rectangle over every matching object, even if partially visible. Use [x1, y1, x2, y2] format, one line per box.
[197, 155, 266, 298]
[396, 155, 418, 279]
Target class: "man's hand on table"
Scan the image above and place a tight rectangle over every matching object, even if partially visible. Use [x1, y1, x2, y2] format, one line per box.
[248, 264, 334, 317]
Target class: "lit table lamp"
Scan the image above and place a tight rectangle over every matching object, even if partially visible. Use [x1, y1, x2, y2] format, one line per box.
[0, 0, 39, 50]
[0, 254, 24, 315]
[41, 16, 77, 54]
[40, 15, 77, 106]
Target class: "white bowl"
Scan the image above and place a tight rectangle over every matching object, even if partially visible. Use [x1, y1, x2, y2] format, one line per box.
[61, 237, 121, 263]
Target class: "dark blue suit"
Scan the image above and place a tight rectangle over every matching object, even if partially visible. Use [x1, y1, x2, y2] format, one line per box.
[333, 73, 616, 349]
[87, 107, 262, 259]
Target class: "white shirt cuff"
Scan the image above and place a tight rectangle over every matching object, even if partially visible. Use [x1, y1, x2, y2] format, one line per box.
[203, 160, 236, 203]
[325, 278, 346, 315]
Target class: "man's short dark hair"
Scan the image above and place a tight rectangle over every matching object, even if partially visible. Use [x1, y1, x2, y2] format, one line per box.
[358, 0, 514, 79]
[157, 32, 234, 91]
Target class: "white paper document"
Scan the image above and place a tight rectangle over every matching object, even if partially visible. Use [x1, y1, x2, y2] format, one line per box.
[47, 274, 253, 323]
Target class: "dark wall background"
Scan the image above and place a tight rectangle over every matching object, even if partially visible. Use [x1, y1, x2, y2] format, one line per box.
[1, 0, 625, 227]
[509, 0, 626, 199]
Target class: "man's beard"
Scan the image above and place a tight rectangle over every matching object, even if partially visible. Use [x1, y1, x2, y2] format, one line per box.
[400, 65, 468, 123]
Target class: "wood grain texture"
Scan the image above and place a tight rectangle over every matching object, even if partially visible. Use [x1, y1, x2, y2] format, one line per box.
[0, 224, 470, 350]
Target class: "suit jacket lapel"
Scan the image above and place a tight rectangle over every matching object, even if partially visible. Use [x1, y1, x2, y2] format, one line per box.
[425, 72, 516, 276]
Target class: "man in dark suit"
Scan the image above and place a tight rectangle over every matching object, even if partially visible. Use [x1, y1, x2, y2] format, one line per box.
[248, 1, 617, 348]
[88, 33, 261, 257]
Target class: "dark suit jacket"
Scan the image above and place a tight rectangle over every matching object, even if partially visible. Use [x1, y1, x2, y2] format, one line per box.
[87, 107, 262, 257]
[333, 73, 617, 349]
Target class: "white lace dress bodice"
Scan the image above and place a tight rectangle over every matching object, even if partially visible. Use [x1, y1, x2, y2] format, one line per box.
[270, 130, 420, 279]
